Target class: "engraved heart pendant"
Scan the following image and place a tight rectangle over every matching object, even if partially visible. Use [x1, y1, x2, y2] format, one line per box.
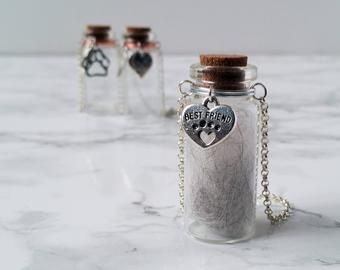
[181, 96, 236, 148]
[129, 51, 153, 77]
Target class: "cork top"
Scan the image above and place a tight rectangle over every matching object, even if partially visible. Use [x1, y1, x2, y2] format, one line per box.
[85, 24, 112, 41]
[124, 26, 153, 45]
[200, 54, 248, 67]
[190, 54, 256, 91]
[126, 26, 151, 34]
[86, 25, 111, 33]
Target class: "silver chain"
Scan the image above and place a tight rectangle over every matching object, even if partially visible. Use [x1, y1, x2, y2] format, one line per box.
[258, 96, 292, 224]
[78, 37, 96, 112]
[78, 44, 86, 112]
[177, 95, 186, 213]
[177, 82, 292, 223]
[156, 42, 166, 115]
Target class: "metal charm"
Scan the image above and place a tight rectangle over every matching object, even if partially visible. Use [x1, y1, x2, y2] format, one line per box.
[81, 48, 110, 77]
[181, 96, 236, 148]
[129, 51, 153, 77]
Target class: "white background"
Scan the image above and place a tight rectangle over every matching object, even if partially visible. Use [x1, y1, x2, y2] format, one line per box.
[1, 0, 340, 55]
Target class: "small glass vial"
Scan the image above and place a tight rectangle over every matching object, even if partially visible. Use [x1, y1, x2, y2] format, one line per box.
[180, 55, 259, 243]
[79, 25, 122, 114]
[119, 26, 165, 116]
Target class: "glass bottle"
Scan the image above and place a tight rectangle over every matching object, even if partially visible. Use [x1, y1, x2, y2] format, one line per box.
[79, 25, 123, 114]
[119, 26, 165, 117]
[179, 55, 259, 243]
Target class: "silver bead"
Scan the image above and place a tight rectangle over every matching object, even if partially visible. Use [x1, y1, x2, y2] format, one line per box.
[265, 208, 273, 215]
[263, 200, 272, 207]
[261, 180, 269, 186]
[262, 190, 270, 196]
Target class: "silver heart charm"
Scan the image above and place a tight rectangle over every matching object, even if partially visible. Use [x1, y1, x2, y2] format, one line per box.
[129, 52, 153, 77]
[181, 96, 236, 148]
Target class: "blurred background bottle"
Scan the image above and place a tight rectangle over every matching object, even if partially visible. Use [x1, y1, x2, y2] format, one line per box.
[79, 25, 124, 115]
[119, 26, 165, 117]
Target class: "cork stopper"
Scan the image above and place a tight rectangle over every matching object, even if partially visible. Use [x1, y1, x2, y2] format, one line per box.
[200, 54, 248, 67]
[86, 25, 112, 40]
[87, 25, 111, 33]
[124, 26, 151, 43]
[192, 54, 253, 90]
[126, 26, 151, 34]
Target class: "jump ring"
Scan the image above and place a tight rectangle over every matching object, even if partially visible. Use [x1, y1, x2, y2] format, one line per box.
[178, 80, 194, 97]
[252, 82, 268, 100]
[208, 86, 213, 101]
[203, 95, 219, 106]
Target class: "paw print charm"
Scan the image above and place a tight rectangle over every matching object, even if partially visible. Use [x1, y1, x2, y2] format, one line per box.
[81, 48, 111, 77]
[181, 96, 236, 148]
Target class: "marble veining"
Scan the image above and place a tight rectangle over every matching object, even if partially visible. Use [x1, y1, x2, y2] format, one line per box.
[0, 55, 339, 269]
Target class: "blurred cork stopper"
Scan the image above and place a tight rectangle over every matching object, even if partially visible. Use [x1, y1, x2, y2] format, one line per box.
[86, 25, 112, 40]
[127, 26, 151, 34]
[87, 25, 111, 33]
[125, 26, 151, 43]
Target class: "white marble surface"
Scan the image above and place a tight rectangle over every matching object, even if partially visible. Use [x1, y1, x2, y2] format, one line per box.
[0, 55, 340, 269]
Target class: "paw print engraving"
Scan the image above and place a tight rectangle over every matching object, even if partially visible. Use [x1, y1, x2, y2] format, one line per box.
[81, 48, 110, 77]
